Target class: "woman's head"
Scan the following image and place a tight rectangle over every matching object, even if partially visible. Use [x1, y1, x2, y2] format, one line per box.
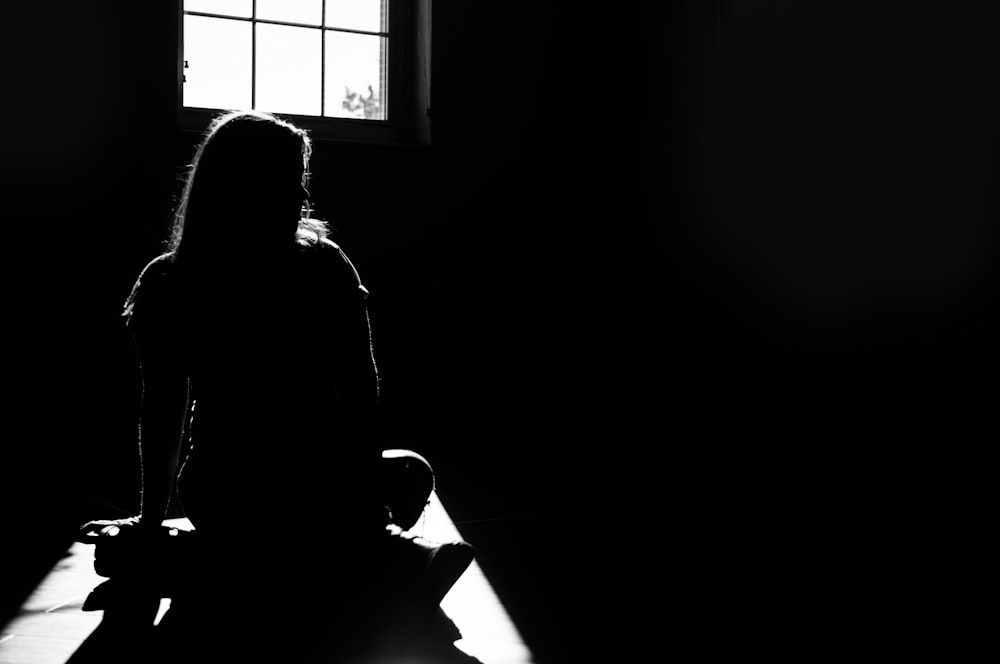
[169, 110, 327, 261]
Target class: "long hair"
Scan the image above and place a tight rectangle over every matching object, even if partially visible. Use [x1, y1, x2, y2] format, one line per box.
[168, 110, 328, 265]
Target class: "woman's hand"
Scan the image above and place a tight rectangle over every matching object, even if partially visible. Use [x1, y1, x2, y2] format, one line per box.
[77, 516, 145, 542]
[78, 516, 173, 580]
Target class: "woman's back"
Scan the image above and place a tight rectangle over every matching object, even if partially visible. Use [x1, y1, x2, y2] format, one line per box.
[128, 239, 382, 541]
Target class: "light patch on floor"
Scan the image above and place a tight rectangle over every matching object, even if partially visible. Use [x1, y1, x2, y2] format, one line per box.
[414, 491, 534, 664]
[0, 540, 104, 664]
[1, 495, 532, 664]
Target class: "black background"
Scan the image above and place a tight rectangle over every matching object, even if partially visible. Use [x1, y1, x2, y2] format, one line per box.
[3, 2, 996, 660]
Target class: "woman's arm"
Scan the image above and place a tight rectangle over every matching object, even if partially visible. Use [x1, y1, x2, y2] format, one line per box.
[125, 257, 190, 531]
[79, 259, 188, 542]
[136, 369, 189, 530]
[320, 241, 379, 447]
[336, 303, 379, 448]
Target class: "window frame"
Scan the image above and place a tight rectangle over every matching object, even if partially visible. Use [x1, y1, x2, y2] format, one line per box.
[176, 0, 430, 146]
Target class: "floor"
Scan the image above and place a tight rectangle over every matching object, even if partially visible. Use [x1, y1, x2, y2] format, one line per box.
[1, 383, 623, 664]
[0, 548, 103, 664]
[0, 492, 533, 664]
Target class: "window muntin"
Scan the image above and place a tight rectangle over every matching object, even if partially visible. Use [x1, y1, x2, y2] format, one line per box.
[185, 0, 252, 19]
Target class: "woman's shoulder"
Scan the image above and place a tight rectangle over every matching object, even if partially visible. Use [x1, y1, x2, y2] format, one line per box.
[133, 252, 178, 294]
[308, 238, 368, 297]
[139, 252, 176, 278]
[311, 238, 354, 271]
[315, 237, 344, 256]
[123, 252, 177, 319]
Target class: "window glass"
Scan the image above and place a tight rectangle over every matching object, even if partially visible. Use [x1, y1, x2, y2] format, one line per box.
[325, 0, 383, 33]
[256, 0, 322, 26]
[183, 15, 252, 111]
[324, 32, 386, 119]
[256, 24, 323, 116]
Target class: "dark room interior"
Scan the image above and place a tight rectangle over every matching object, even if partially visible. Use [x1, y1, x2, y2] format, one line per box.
[2, 1, 996, 661]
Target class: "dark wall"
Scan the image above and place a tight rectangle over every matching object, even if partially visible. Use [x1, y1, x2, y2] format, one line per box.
[2, 1, 179, 627]
[3, 0, 997, 656]
[2, 0, 691, 643]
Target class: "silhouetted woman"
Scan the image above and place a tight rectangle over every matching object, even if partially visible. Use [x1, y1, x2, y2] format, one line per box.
[110, 111, 383, 660]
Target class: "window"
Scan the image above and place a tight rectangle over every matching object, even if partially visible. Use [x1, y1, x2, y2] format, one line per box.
[179, 0, 430, 144]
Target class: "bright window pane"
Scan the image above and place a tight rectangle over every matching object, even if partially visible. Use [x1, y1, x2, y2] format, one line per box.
[256, 0, 321, 26]
[325, 0, 384, 33]
[183, 16, 252, 111]
[255, 24, 321, 117]
[184, 0, 252, 19]
[325, 32, 386, 119]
